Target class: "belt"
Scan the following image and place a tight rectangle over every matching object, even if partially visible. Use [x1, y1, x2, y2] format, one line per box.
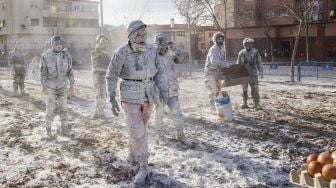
[123, 77, 154, 82]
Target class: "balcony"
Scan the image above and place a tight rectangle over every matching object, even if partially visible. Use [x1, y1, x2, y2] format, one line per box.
[42, 9, 98, 20]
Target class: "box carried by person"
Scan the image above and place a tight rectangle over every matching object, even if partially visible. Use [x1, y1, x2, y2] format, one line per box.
[220, 64, 253, 87]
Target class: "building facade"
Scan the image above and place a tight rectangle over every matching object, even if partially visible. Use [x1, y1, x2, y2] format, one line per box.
[215, 0, 336, 62]
[0, 0, 99, 64]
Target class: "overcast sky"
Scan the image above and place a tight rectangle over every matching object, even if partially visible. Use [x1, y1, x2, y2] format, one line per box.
[101, 0, 185, 26]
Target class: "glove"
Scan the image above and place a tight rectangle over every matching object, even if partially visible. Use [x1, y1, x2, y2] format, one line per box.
[110, 96, 120, 117]
[42, 87, 48, 95]
[160, 92, 168, 104]
[68, 87, 75, 97]
[260, 73, 264, 79]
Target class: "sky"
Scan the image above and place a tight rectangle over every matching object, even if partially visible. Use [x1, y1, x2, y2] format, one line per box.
[101, 0, 185, 26]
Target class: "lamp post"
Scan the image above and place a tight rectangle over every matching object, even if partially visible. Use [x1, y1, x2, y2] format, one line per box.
[100, 0, 103, 34]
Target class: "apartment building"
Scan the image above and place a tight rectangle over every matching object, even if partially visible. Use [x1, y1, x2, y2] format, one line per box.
[0, 0, 99, 63]
[215, 0, 336, 61]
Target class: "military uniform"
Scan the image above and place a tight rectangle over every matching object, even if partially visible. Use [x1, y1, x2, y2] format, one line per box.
[106, 20, 168, 185]
[40, 48, 75, 137]
[204, 32, 231, 107]
[153, 33, 184, 141]
[236, 38, 263, 109]
[91, 47, 110, 118]
[9, 49, 27, 96]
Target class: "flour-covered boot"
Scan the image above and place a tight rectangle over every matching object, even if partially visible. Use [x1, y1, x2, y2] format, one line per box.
[134, 163, 150, 185]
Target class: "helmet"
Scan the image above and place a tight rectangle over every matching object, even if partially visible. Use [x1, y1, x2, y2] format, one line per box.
[50, 35, 62, 43]
[127, 20, 147, 36]
[212, 32, 224, 42]
[153, 33, 168, 45]
[243, 38, 254, 46]
[96, 35, 108, 44]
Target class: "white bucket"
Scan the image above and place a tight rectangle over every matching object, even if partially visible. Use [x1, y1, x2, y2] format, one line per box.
[215, 101, 234, 121]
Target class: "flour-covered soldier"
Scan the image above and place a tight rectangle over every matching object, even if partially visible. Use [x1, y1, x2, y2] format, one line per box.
[9, 42, 28, 96]
[91, 35, 110, 119]
[236, 37, 263, 110]
[40, 35, 75, 138]
[204, 32, 231, 110]
[106, 20, 168, 185]
[153, 33, 186, 142]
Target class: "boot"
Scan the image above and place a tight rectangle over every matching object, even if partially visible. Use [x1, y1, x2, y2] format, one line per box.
[20, 85, 28, 96]
[46, 122, 52, 138]
[176, 130, 186, 142]
[241, 91, 248, 109]
[254, 100, 262, 110]
[61, 122, 73, 137]
[13, 84, 19, 96]
[134, 163, 150, 185]
[92, 112, 99, 119]
[240, 100, 248, 109]
[20, 89, 28, 96]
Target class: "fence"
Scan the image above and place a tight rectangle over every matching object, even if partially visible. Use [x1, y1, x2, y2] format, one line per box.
[177, 60, 336, 81]
[297, 61, 336, 81]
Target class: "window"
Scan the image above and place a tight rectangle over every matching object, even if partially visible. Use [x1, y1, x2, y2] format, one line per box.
[31, 19, 39, 26]
[2, 20, 6, 27]
[43, 17, 57, 27]
[200, 43, 205, 50]
[30, 1, 38, 8]
[278, 8, 288, 17]
[243, 11, 255, 19]
[176, 31, 185, 37]
[2, 2, 5, 10]
[266, 10, 275, 18]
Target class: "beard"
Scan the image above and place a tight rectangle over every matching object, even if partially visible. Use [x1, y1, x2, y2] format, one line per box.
[216, 41, 223, 46]
[131, 43, 147, 53]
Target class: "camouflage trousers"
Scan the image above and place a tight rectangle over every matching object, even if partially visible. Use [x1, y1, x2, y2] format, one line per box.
[45, 87, 68, 127]
[205, 69, 222, 105]
[154, 96, 184, 136]
[93, 74, 106, 116]
[13, 69, 26, 93]
[94, 84, 106, 116]
[122, 101, 152, 163]
[241, 76, 260, 102]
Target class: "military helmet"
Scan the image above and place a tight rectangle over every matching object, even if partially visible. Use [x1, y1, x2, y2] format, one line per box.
[153, 33, 168, 45]
[50, 35, 61, 43]
[212, 32, 224, 42]
[127, 20, 147, 37]
[96, 35, 108, 44]
[243, 38, 254, 45]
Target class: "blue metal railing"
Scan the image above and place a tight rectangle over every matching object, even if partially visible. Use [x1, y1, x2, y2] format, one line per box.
[297, 61, 336, 81]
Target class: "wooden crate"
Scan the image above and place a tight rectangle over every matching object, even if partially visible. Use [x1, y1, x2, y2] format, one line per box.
[289, 165, 336, 188]
[220, 64, 253, 87]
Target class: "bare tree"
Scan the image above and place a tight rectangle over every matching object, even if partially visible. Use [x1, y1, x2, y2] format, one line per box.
[194, 0, 231, 60]
[279, 0, 318, 82]
[260, 8, 277, 64]
[172, 0, 205, 62]
[120, 0, 151, 26]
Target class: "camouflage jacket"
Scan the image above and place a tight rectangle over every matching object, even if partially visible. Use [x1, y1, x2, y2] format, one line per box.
[236, 48, 263, 75]
[157, 53, 179, 97]
[9, 49, 27, 71]
[106, 43, 168, 104]
[40, 49, 75, 90]
[91, 48, 111, 75]
[205, 44, 230, 71]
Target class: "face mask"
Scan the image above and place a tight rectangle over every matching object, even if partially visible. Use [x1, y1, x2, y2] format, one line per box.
[216, 37, 224, 46]
[97, 38, 108, 50]
[51, 41, 63, 52]
[131, 43, 147, 53]
[245, 43, 253, 51]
